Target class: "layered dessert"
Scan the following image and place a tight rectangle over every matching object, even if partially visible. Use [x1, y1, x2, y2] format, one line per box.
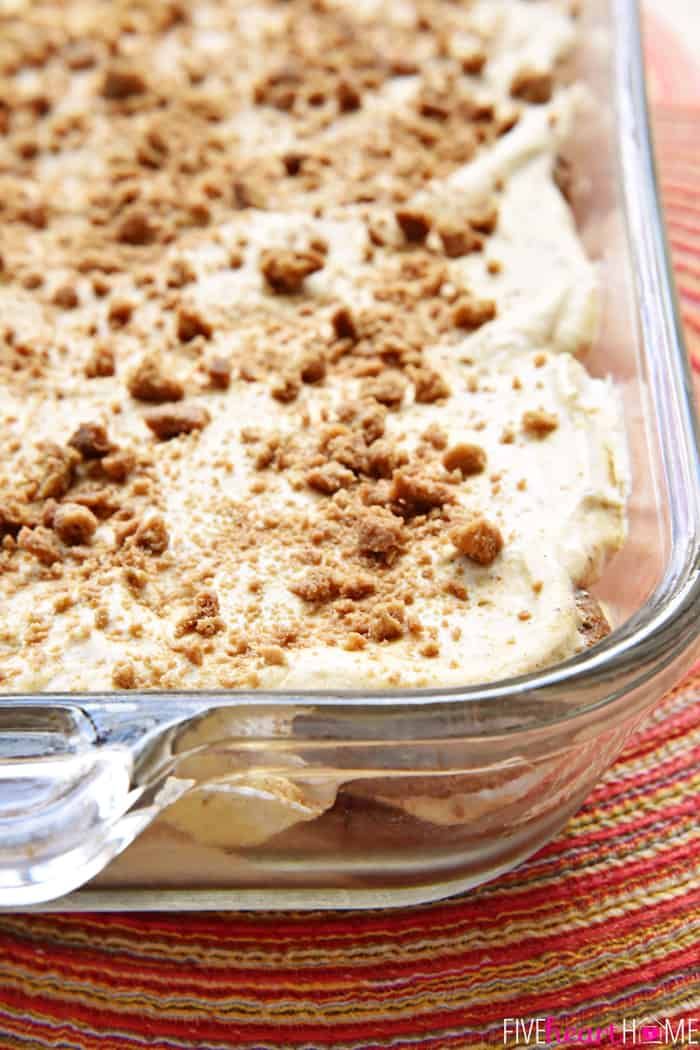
[0, 0, 625, 695]
[0, 0, 627, 856]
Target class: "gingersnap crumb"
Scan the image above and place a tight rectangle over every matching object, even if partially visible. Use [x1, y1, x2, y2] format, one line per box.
[101, 449, 135, 482]
[575, 589, 611, 646]
[438, 225, 483, 258]
[445, 579, 469, 601]
[357, 508, 405, 559]
[299, 348, 327, 384]
[0, 501, 37, 537]
[133, 515, 169, 555]
[390, 470, 453, 516]
[412, 368, 451, 404]
[451, 518, 504, 565]
[176, 590, 225, 637]
[85, 345, 115, 378]
[116, 208, 159, 246]
[395, 208, 432, 243]
[143, 402, 210, 439]
[101, 64, 148, 100]
[260, 248, 324, 293]
[271, 371, 302, 403]
[306, 462, 356, 494]
[344, 632, 366, 651]
[128, 356, 184, 403]
[108, 299, 134, 327]
[453, 296, 497, 330]
[522, 410, 559, 437]
[112, 661, 137, 689]
[167, 258, 197, 288]
[442, 443, 486, 476]
[461, 49, 487, 75]
[52, 284, 79, 309]
[177, 306, 213, 342]
[36, 445, 81, 501]
[331, 305, 358, 341]
[17, 526, 62, 565]
[368, 601, 405, 642]
[68, 422, 113, 460]
[197, 355, 229, 392]
[260, 644, 287, 666]
[53, 503, 98, 546]
[422, 424, 448, 450]
[362, 372, 406, 408]
[290, 569, 341, 604]
[469, 202, 499, 235]
[510, 67, 553, 104]
[337, 78, 362, 113]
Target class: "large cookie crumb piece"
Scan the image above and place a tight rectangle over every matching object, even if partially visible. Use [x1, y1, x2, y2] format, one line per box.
[101, 449, 135, 482]
[522, 410, 559, 437]
[260, 249, 325, 293]
[510, 67, 553, 104]
[442, 443, 486, 476]
[53, 503, 98, 546]
[85, 345, 115, 379]
[112, 661, 138, 689]
[133, 515, 169, 554]
[453, 296, 497, 330]
[395, 208, 432, 244]
[451, 519, 503, 565]
[143, 403, 210, 440]
[177, 591, 225, 637]
[357, 509, 405, 559]
[306, 462, 356, 494]
[412, 368, 451, 404]
[116, 209, 159, 246]
[17, 526, 62, 565]
[128, 356, 184, 403]
[52, 284, 79, 309]
[68, 422, 113, 460]
[390, 471, 453, 516]
[36, 446, 81, 501]
[290, 570, 341, 604]
[368, 601, 406, 642]
[331, 306, 358, 341]
[177, 306, 213, 343]
[438, 225, 483, 258]
[100, 64, 148, 100]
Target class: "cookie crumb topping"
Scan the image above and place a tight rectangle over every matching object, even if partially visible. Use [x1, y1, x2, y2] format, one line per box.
[260, 249, 325, 294]
[0, 0, 624, 692]
[451, 518, 504, 565]
[522, 410, 559, 437]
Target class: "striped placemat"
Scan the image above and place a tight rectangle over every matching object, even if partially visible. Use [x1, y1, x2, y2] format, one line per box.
[1, 11, 699, 1050]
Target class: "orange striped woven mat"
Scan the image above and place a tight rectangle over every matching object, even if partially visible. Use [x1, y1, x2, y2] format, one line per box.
[1, 13, 700, 1050]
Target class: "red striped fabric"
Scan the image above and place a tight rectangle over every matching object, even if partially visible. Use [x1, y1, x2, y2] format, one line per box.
[1, 10, 700, 1050]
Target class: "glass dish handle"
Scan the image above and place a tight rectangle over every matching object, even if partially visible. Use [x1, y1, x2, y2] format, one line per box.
[0, 701, 195, 907]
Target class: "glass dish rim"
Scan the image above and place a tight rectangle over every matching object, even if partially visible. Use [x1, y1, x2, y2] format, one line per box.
[4, 0, 700, 742]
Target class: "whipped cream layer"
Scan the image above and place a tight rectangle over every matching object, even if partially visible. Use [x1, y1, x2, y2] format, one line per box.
[0, 0, 627, 697]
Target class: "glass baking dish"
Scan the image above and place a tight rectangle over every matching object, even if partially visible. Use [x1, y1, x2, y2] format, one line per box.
[1, 0, 699, 911]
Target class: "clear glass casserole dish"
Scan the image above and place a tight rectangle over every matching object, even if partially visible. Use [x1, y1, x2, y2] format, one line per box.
[1, 0, 699, 911]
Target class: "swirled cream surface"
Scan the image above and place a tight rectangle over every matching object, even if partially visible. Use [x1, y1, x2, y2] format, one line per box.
[0, 0, 626, 698]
